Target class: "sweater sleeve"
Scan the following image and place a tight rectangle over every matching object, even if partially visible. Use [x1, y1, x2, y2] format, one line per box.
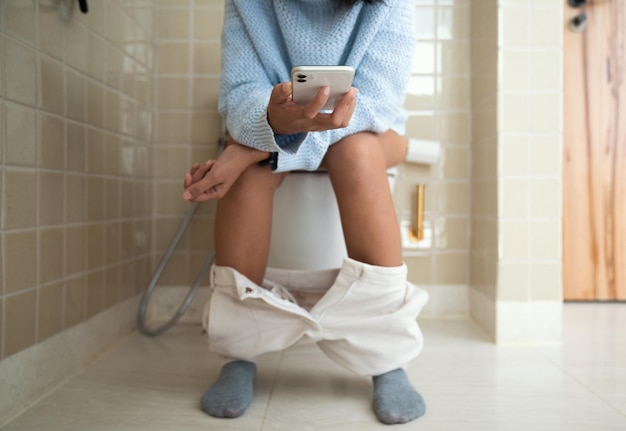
[219, 0, 306, 155]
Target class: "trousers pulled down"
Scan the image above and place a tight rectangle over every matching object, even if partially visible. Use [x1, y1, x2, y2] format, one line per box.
[202, 258, 429, 377]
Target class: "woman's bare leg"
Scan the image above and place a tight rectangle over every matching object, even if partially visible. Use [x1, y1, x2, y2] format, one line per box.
[323, 132, 402, 267]
[201, 144, 285, 419]
[214, 153, 286, 285]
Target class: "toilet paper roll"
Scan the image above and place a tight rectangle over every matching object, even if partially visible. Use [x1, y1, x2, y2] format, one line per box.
[406, 139, 441, 165]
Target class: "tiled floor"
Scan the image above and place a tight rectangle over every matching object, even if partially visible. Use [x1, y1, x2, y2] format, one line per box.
[3, 304, 626, 430]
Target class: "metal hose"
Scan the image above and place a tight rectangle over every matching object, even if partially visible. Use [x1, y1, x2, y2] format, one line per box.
[137, 202, 215, 337]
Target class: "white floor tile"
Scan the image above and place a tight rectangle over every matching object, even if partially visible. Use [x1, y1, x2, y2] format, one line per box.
[3, 305, 626, 431]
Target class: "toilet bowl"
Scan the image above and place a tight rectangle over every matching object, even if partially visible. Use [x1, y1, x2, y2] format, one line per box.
[268, 169, 397, 270]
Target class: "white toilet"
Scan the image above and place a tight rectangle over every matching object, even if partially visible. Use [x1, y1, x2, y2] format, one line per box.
[268, 169, 397, 271]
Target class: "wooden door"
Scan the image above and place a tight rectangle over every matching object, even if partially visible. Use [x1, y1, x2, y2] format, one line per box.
[563, 0, 626, 300]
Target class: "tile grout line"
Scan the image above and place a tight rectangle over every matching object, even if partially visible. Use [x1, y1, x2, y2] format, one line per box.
[532, 345, 626, 420]
[259, 349, 285, 431]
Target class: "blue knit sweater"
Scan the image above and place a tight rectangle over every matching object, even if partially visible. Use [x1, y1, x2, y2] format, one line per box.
[219, 0, 416, 172]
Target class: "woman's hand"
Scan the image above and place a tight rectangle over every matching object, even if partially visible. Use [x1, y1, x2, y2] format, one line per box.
[182, 143, 269, 202]
[267, 82, 358, 135]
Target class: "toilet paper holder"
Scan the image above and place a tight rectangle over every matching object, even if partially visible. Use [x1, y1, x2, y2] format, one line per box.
[408, 184, 425, 242]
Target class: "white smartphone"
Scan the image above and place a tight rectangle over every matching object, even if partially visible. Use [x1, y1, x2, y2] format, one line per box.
[291, 66, 355, 111]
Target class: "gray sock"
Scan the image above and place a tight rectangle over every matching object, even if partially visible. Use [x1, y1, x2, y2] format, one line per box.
[200, 360, 256, 418]
[372, 368, 425, 424]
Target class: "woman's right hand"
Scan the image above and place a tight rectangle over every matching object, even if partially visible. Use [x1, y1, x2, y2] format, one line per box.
[267, 82, 358, 135]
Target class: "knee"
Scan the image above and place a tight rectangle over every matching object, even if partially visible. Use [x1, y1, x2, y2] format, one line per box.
[325, 133, 387, 173]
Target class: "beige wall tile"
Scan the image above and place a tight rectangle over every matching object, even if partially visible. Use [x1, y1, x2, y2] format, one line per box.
[500, 93, 529, 133]
[40, 55, 65, 115]
[191, 77, 219, 110]
[4, 230, 37, 294]
[158, 8, 190, 39]
[37, 2, 65, 60]
[500, 220, 529, 260]
[531, 262, 562, 301]
[86, 176, 105, 222]
[104, 266, 120, 309]
[500, 135, 529, 175]
[86, 271, 104, 318]
[441, 147, 469, 180]
[438, 6, 469, 41]
[531, 51, 561, 90]
[530, 220, 560, 260]
[64, 276, 85, 329]
[64, 19, 87, 73]
[501, 50, 529, 91]
[4, 290, 37, 358]
[4, 168, 37, 229]
[66, 174, 85, 224]
[37, 282, 64, 342]
[0, 297, 3, 359]
[66, 123, 86, 173]
[193, 8, 224, 40]
[437, 41, 470, 75]
[155, 147, 189, 179]
[39, 113, 65, 170]
[530, 178, 561, 218]
[66, 68, 86, 123]
[497, 262, 530, 301]
[39, 228, 65, 285]
[405, 76, 437, 111]
[435, 252, 468, 285]
[530, 7, 561, 48]
[105, 222, 121, 265]
[87, 32, 106, 82]
[156, 181, 190, 215]
[405, 254, 433, 285]
[438, 75, 470, 110]
[3, 0, 36, 45]
[157, 112, 190, 143]
[434, 217, 470, 250]
[87, 223, 105, 269]
[191, 111, 222, 146]
[39, 171, 65, 226]
[0, 36, 4, 98]
[158, 42, 190, 74]
[193, 42, 221, 75]
[157, 77, 189, 109]
[105, 45, 123, 91]
[65, 225, 86, 276]
[4, 38, 37, 106]
[530, 135, 561, 176]
[6, 103, 37, 166]
[530, 93, 561, 134]
[500, 179, 529, 219]
[501, 7, 529, 48]
[86, 81, 104, 129]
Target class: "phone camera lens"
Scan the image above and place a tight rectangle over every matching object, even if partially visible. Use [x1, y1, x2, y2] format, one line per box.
[297, 74, 307, 79]
[297, 79, 306, 83]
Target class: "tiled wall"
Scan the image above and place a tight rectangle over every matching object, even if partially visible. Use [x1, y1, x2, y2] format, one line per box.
[0, 0, 155, 360]
[395, 0, 472, 296]
[469, 0, 563, 341]
[152, 0, 223, 289]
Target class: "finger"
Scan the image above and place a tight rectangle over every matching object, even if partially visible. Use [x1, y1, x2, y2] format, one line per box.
[302, 86, 330, 119]
[190, 160, 214, 184]
[183, 173, 223, 201]
[337, 88, 358, 127]
[184, 172, 192, 188]
[270, 82, 292, 105]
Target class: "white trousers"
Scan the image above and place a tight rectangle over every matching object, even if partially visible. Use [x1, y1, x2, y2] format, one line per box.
[202, 258, 429, 377]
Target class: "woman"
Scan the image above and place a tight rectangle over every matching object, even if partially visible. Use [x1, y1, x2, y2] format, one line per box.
[182, 0, 427, 425]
